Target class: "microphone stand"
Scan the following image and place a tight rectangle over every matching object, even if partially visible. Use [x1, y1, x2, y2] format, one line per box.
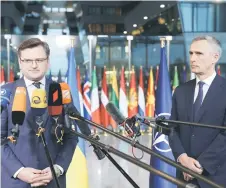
[68, 113, 223, 188]
[35, 116, 61, 188]
[100, 147, 139, 188]
[70, 129, 197, 188]
[143, 116, 226, 130]
[65, 109, 139, 188]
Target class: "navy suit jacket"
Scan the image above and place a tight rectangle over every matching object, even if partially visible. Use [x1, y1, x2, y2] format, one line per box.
[169, 74, 226, 188]
[1, 78, 78, 188]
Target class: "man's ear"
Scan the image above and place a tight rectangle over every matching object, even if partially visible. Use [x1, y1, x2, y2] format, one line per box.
[212, 52, 220, 64]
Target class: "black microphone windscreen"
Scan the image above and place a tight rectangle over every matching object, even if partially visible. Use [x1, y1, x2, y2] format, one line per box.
[48, 83, 63, 116]
[66, 104, 91, 136]
[106, 102, 125, 124]
[48, 83, 63, 106]
[12, 112, 26, 125]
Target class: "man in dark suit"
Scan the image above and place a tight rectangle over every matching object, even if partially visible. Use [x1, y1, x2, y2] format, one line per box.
[1, 38, 78, 188]
[169, 36, 226, 188]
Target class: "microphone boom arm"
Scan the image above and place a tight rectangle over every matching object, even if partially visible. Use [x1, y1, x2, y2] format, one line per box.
[69, 113, 223, 188]
[69, 129, 198, 188]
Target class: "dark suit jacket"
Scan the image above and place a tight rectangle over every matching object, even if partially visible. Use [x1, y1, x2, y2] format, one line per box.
[169, 74, 226, 188]
[1, 78, 78, 188]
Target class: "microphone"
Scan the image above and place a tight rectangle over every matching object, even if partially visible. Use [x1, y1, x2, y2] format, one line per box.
[10, 87, 27, 143]
[48, 83, 64, 144]
[0, 87, 11, 113]
[31, 88, 62, 188]
[106, 102, 141, 138]
[31, 88, 47, 130]
[60, 82, 105, 160]
[48, 83, 63, 117]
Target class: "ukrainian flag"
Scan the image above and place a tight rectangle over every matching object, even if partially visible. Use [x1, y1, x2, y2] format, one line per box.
[66, 44, 89, 188]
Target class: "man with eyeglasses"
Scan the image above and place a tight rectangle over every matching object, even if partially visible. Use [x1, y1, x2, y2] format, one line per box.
[1, 38, 78, 188]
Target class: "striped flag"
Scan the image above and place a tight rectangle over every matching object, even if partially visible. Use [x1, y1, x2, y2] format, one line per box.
[83, 68, 92, 125]
[9, 66, 14, 82]
[146, 67, 155, 118]
[1, 66, 5, 85]
[66, 45, 89, 188]
[172, 66, 179, 94]
[138, 66, 146, 131]
[91, 66, 101, 131]
[119, 66, 128, 118]
[217, 65, 221, 76]
[100, 66, 109, 128]
[181, 65, 187, 83]
[128, 66, 138, 117]
[57, 70, 62, 83]
[155, 65, 159, 90]
[77, 66, 84, 116]
[110, 66, 119, 131]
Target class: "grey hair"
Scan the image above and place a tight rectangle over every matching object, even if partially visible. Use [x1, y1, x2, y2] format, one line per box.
[192, 35, 222, 58]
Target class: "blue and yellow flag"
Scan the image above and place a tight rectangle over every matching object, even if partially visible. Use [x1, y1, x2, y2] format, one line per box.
[66, 46, 89, 188]
[149, 42, 176, 188]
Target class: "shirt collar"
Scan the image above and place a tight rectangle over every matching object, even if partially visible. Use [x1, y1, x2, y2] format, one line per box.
[23, 76, 46, 87]
[196, 72, 216, 86]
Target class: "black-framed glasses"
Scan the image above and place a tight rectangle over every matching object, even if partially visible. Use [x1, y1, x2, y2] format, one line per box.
[20, 57, 48, 64]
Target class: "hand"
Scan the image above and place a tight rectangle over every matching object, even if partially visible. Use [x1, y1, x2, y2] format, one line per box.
[183, 172, 194, 181]
[17, 167, 42, 184]
[30, 167, 53, 187]
[178, 154, 203, 174]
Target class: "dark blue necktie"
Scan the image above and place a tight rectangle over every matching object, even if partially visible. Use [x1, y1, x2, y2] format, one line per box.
[193, 81, 205, 119]
[33, 82, 41, 89]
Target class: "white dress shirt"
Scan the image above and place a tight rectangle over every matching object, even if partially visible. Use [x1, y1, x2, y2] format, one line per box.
[193, 72, 217, 103]
[13, 76, 63, 178]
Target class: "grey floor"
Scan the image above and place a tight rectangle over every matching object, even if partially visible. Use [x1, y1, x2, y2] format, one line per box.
[85, 134, 153, 188]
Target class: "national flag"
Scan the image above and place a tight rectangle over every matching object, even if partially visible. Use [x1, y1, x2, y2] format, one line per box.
[77, 66, 84, 116]
[100, 66, 109, 128]
[9, 66, 14, 82]
[155, 65, 159, 90]
[119, 66, 128, 118]
[1, 66, 5, 85]
[149, 41, 176, 188]
[138, 66, 146, 131]
[128, 66, 138, 117]
[181, 65, 187, 83]
[66, 45, 89, 188]
[146, 67, 155, 118]
[83, 68, 92, 125]
[91, 66, 101, 130]
[48, 70, 53, 81]
[172, 66, 179, 94]
[217, 65, 221, 75]
[57, 70, 62, 83]
[110, 66, 119, 131]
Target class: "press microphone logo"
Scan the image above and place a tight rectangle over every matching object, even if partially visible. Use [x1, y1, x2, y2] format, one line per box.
[32, 96, 41, 104]
[53, 90, 58, 103]
[1, 89, 6, 95]
[152, 113, 171, 153]
[62, 90, 70, 100]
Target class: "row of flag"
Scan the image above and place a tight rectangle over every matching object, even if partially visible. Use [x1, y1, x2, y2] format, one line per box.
[0, 66, 14, 85]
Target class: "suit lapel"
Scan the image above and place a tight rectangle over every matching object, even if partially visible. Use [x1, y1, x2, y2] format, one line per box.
[187, 79, 196, 122]
[195, 75, 222, 123]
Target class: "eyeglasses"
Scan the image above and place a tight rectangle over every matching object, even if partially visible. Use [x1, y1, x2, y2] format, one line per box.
[20, 57, 48, 64]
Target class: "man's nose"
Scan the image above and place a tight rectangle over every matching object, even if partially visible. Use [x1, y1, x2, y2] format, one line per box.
[31, 61, 38, 68]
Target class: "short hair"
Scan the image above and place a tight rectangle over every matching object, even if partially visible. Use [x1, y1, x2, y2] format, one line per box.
[18, 38, 50, 57]
[191, 35, 222, 58]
